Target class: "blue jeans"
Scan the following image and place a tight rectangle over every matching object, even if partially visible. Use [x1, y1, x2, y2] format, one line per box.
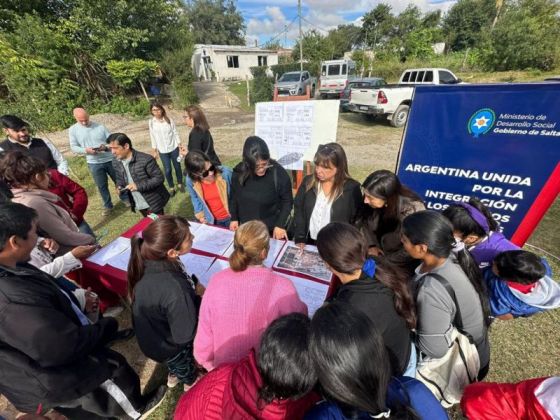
[88, 161, 128, 209]
[215, 217, 231, 228]
[159, 147, 183, 188]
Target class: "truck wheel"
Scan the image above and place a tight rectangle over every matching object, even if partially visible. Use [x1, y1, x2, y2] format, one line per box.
[311, 85, 316, 98]
[320, 93, 327, 100]
[298, 87, 303, 95]
[391, 104, 409, 128]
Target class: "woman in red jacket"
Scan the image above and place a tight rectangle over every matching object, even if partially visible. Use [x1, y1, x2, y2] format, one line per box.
[48, 168, 93, 235]
[175, 313, 319, 420]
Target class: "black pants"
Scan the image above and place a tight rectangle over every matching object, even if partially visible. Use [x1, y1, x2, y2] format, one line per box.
[56, 353, 145, 419]
[139, 209, 164, 217]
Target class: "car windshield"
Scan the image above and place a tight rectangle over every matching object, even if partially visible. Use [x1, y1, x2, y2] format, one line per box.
[279, 73, 301, 82]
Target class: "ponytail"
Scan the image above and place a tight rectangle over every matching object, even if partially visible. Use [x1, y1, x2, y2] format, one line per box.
[229, 220, 270, 272]
[127, 235, 145, 300]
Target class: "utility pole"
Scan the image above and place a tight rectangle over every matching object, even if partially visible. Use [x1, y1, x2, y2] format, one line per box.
[298, 0, 303, 71]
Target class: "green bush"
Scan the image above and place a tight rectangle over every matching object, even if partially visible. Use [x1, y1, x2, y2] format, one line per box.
[249, 66, 274, 104]
[171, 75, 198, 109]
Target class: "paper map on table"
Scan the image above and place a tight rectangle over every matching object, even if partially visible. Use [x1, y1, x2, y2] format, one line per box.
[273, 242, 332, 283]
[280, 273, 329, 316]
[199, 258, 230, 287]
[179, 253, 216, 287]
[192, 224, 234, 256]
[87, 237, 130, 266]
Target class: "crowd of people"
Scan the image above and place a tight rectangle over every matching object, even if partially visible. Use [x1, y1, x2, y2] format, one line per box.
[0, 104, 558, 420]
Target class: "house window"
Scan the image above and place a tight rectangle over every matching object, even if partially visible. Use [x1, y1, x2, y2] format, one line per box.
[227, 55, 239, 68]
[258, 55, 268, 66]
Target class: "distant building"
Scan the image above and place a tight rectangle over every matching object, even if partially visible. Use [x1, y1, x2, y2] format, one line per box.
[192, 44, 279, 82]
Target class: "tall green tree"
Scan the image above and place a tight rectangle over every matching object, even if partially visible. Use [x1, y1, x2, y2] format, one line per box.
[442, 0, 496, 51]
[325, 24, 363, 59]
[186, 0, 246, 45]
[483, 0, 560, 70]
[292, 30, 333, 63]
[361, 3, 395, 49]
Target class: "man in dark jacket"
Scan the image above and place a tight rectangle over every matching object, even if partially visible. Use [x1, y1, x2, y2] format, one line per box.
[107, 133, 170, 216]
[0, 202, 166, 418]
[0, 114, 68, 175]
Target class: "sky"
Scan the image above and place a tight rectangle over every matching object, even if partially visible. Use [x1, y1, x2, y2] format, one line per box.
[239, 0, 457, 47]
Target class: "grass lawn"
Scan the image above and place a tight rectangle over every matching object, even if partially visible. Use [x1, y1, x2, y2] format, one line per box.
[64, 149, 560, 419]
[224, 80, 254, 113]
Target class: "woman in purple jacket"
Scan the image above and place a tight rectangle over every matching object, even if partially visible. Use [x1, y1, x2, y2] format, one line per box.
[442, 197, 519, 269]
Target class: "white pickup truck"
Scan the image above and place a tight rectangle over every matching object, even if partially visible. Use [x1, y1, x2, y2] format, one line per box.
[348, 68, 462, 127]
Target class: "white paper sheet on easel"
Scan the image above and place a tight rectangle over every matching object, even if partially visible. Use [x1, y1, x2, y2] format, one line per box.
[279, 273, 329, 317]
[87, 237, 130, 266]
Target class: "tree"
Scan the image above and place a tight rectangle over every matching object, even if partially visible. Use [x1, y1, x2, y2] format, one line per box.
[361, 3, 394, 49]
[442, 0, 496, 51]
[482, 0, 560, 70]
[325, 24, 363, 59]
[186, 0, 246, 45]
[292, 30, 333, 63]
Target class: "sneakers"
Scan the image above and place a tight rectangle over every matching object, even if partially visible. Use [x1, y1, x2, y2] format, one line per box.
[169, 188, 176, 197]
[140, 384, 167, 420]
[101, 207, 112, 217]
[167, 374, 180, 388]
[177, 184, 185, 193]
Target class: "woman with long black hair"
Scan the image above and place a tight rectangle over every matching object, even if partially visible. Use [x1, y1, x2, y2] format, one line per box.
[356, 170, 424, 274]
[306, 302, 447, 420]
[316, 222, 416, 376]
[229, 136, 293, 239]
[401, 210, 491, 380]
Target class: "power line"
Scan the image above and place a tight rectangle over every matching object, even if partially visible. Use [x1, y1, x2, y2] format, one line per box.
[257, 15, 298, 48]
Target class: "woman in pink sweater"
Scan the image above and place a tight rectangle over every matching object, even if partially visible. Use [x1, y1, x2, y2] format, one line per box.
[194, 220, 307, 371]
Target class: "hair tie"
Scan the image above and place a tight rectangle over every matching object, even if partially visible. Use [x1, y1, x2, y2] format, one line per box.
[362, 257, 377, 278]
[452, 239, 465, 254]
[454, 202, 490, 233]
[370, 409, 391, 419]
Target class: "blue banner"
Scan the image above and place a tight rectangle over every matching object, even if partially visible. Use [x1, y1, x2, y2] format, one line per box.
[396, 83, 560, 240]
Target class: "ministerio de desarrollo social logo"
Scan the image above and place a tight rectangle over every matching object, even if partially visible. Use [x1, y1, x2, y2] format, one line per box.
[468, 108, 496, 138]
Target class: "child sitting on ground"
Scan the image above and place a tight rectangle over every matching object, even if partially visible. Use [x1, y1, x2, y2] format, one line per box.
[484, 250, 560, 320]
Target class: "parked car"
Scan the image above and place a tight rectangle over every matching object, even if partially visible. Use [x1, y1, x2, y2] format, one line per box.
[348, 68, 462, 127]
[275, 71, 317, 96]
[340, 78, 386, 112]
[319, 59, 357, 98]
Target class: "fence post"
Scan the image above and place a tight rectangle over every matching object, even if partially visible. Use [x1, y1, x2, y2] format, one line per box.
[246, 75, 250, 107]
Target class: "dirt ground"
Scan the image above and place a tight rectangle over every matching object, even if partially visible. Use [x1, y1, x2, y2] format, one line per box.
[41, 81, 405, 177]
[0, 82, 405, 419]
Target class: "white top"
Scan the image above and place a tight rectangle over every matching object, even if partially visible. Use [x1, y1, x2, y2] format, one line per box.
[149, 117, 180, 153]
[309, 185, 333, 240]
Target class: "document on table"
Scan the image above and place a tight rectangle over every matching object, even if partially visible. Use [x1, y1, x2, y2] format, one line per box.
[179, 253, 216, 286]
[192, 224, 234, 256]
[87, 237, 130, 266]
[105, 247, 132, 271]
[280, 273, 329, 317]
[273, 241, 332, 283]
[222, 238, 286, 268]
[198, 258, 230, 287]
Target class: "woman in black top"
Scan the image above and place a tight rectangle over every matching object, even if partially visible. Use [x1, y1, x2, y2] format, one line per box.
[229, 136, 293, 239]
[182, 105, 221, 166]
[316, 222, 416, 376]
[293, 143, 361, 247]
[128, 215, 202, 390]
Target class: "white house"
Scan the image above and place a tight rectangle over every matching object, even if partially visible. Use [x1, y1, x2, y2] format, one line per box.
[192, 44, 279, 82]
